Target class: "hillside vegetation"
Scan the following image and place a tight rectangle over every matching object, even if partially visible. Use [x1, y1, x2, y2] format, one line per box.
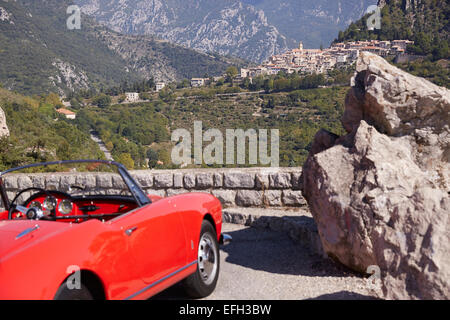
[335, 0, 449, 87]
[0, 88, 103, 171]
[71, 80, 348, 169]
[336, 0, 449, 59]
[0, 0, 241, 96]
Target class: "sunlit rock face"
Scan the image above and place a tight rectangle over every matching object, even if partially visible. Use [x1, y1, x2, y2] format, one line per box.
[0, 107, 9, 138]
[301, 52, 450, 300]
[75, 0, 289, 62]
[76, 0, 376, 61]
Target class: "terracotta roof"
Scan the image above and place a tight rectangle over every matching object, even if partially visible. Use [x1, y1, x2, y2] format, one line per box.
[56, 108, 75, 115]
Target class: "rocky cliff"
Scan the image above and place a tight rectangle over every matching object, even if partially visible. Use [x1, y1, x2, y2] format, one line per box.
[301, 52, 449, 299]
[0, 0, 238, 95]
[76, 0, 289, 62]
[76, 0, 375, 62]
[0, 106, 9, 137]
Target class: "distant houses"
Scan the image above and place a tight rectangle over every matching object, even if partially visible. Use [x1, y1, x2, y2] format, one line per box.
[156, 82, 166, 91]
[240, 39, 414, 79]
[191, 78, 211, 87]
[125, 92, 139, 102]
[56, 108, 76, 120]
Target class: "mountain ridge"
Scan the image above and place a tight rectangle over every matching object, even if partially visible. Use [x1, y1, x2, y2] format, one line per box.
[0, 0, 240, 95]
[76, 0, 289, 62]
[76, 0, 377, 62]
[336, 0, 449, 52]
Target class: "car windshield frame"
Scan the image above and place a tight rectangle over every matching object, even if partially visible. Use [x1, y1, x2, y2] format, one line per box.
[0, 160, 151, 210]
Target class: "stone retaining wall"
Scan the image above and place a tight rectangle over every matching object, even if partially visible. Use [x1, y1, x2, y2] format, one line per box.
[0, 167, 306, 210]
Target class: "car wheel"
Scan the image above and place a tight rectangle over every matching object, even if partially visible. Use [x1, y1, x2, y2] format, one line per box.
[54, 283, 94, 300]
[183, 220, 220, 298]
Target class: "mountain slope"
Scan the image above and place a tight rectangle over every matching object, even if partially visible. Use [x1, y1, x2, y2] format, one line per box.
[334, 0, 449, 87]
[242, 0, 376, 49]
[0, 87, 104, 170]
[0, 0, 239, 95]
[335, 0, 449, 58]
[0, 0, 136, 95]
[76, 0, 376, 61]
[76, 0, 290, 62]
[96, 31, 246, 83]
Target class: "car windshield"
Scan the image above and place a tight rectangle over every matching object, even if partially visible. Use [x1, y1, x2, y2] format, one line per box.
[0, 160, 149, 212]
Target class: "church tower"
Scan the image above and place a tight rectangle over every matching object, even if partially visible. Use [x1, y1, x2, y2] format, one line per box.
[299, 41, 303, 51]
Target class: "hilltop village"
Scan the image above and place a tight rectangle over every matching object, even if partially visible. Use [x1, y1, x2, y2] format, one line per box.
[240, 40, 414, 78]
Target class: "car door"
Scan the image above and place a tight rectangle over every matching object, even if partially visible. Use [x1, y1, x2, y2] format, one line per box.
[113, 198, 187, 285]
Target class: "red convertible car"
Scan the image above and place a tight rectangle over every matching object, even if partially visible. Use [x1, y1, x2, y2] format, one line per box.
[0, 160, 231, 300]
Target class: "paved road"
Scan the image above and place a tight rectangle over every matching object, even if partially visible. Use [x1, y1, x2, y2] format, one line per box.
[89, 130, 113, 161]
[153, 223, 377, 300]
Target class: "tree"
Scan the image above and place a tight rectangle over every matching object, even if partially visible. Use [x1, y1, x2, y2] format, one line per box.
[69, 98, 81, 110]
[226, 66, 238, 82]
[158, 88, 174, 102]
[118, 94, 126, 103]
[265, 97, 275, 109]
[147, 148, 159, 168]
[92, 94, 111, 108]
[177, 79, 190, 89]
[139, 92, 150, 101]
[45, 93, 62, 107]
[264, 79, 274, 93]
[105, 141, 114, 151]
[146, 77, 155, 90]
[215, 78, 225, 87]
[116, 153, 134, 169]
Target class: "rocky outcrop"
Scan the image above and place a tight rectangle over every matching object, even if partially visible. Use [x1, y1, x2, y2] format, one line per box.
[0, 106, 9, 137]
[76, 0, 375, 61]
[301, 52, 450, 299]
[0, 6, 13, 24]
[76, 0, 289, 62]
[0, 0, 236, 95]
[50, 59, 90, 94]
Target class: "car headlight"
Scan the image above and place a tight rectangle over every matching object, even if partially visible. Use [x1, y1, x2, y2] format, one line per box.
[43, 196, 57, 211]
[58, 199, 73, 215]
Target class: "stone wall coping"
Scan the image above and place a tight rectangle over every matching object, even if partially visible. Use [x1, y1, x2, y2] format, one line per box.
[1, 167, 307, 209]
[1, 167, 302, 178]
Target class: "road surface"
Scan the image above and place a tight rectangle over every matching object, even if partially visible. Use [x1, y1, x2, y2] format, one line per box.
[153, 223, 378, 300]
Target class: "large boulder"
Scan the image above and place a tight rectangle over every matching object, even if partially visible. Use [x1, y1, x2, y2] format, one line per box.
[0, 106, 9, 137]
[301, 52, 450, 299]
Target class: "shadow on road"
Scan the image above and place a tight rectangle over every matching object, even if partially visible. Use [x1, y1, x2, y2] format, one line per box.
[220, 226, 357, 278]
[307, 291, 378, 300]
[153, 225, 375, 300]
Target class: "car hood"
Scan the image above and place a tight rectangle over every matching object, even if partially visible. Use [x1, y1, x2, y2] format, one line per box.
[0, 220, 72, 259]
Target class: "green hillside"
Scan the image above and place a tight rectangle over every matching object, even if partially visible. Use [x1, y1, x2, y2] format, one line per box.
[334, 0, 449, 87]
[0, 0, 139, 95]
[0, 88, 104, 171]
[0, 0, 241, 95]
[73, 82, 348, 169]
[335, 0, 449, 60]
